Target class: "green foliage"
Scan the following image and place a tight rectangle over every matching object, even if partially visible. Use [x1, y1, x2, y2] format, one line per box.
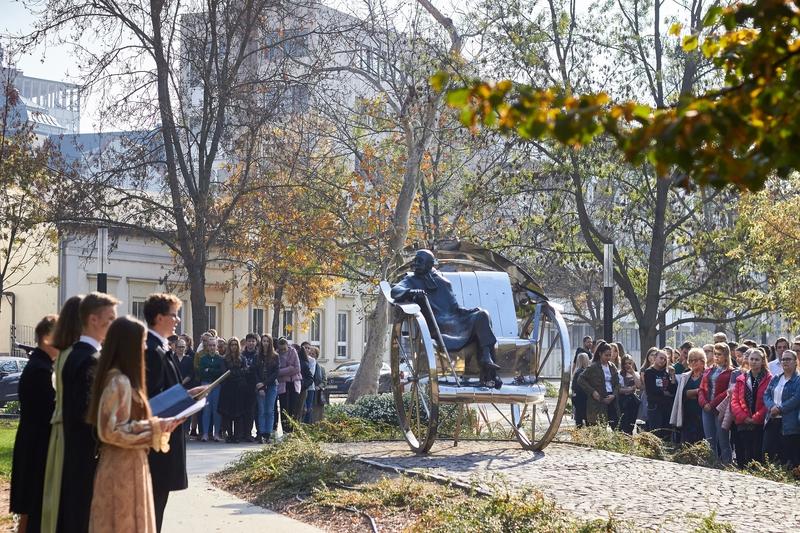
[732, 460, 800, 485]
[320, 394, 477, 441]
[440, 0, 800, 190]
[0, 420, 18, 481]
[314, 475, 458, 513]
[1, 401, 20, 415]
[569, 425, 668, 460]
[689, 512, 735, 533]
[411, 487, 620, 533]
[672, 440, 714, 468]
[215, 434, 355, 501]
[306, 406, 401, 442]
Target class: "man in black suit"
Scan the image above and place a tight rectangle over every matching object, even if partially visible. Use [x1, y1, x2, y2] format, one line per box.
[59, 292, 119, 533]
[143, 293, 205, 532]
[10, 314, 57, 533]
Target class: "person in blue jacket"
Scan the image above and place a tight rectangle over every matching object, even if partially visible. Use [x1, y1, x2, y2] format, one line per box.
[762, 349, 800, 467]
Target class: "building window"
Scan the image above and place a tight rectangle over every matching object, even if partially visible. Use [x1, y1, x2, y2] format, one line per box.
[336, 311, 349, 359]
[206, 305, 218, 332]
[131, 300, 146, 322]
[282, 309, 293, 339]
[252, 308, 265, 335]
[309, 311, 321, 347]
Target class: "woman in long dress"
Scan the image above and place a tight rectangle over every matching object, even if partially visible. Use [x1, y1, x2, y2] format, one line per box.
[86, 316, 180, 533]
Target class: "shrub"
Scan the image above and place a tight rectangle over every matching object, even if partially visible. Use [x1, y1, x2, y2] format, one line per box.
[215, 433, 354, 500]
[733, 460, 799, 484]
[411, 487, 619, 533]
[569, 425, 666, 460]
[672, 441, 714, 467]
[323, 393, 477, 439]
[2, 401, 20, 415]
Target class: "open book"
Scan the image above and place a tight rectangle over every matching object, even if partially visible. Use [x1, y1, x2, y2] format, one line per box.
[192, 370, 231, 400]
[149, 371, 230, 418]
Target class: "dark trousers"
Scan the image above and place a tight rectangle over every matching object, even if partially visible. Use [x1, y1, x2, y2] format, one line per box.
[763, 418, 783, 463]
[279, 386, 301, 433]
[619, 394, 640, 435]
[241, 395, 257, 439]
[154, 487, 169, 533]
[784, 434, 800, 467]
[605, 401, 620, 429]
[734, 426, 764, 467]
[224, 416, 244, 441]
[646, 403, 671, 440]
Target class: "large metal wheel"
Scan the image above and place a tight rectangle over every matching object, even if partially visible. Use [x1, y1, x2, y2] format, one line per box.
[391, 313, 439, 453]
[510, 302, 572, 451]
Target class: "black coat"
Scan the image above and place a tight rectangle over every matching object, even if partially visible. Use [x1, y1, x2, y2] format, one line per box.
[58, 340, 100, 533]
[145, 332, 187, 492]
[218, 358, 249, 418]
[10, 348, 54, 531]
[391, 270, 497, 352]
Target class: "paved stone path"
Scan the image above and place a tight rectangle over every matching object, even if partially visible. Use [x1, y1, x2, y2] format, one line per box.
[324, 440, 800, 532]
[163, 441, 323, 532]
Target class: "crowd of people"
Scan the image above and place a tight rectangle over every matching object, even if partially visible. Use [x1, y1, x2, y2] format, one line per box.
[8, 291, 327, 533]
[571, 334, 800, 469]
[180, 330, 327, 444]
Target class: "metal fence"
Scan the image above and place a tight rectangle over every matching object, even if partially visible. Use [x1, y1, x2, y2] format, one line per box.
[10, 324, 35, 357]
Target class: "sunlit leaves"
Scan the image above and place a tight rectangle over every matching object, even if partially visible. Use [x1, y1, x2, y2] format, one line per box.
[436, 0, 800, 192]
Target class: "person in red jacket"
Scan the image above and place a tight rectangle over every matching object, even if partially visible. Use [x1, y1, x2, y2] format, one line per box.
[698, 342, 734, 464]
[731, 348, 772, 467]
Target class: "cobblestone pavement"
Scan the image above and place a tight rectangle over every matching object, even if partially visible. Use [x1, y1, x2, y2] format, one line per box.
[323, 440, 800, 532]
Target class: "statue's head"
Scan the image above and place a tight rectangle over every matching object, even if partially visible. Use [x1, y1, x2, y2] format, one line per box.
[412, 249, 436, 276]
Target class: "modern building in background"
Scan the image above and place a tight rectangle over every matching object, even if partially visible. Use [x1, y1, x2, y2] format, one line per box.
[1, 45, 81, 136]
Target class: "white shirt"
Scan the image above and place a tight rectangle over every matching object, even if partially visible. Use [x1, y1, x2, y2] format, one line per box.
[602, 363, 613, 393]
[768, 359, 782, 377]
[78, 335, 102, 353]
[148, 329, 170, 351]
[773, 375, 788, 409]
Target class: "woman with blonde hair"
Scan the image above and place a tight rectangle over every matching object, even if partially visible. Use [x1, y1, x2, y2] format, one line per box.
[731, 348, 771, 466]
[87, 316, 180, 533]
[670, 347, 707, 444]
[699, 342, 734, 463]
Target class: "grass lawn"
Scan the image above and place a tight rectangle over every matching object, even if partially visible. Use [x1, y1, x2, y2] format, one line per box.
[0, 420, 17, 481]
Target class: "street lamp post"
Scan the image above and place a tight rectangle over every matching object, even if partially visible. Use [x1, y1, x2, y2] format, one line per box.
[603, 243, 614, 342]
[97, 227, 108, 293]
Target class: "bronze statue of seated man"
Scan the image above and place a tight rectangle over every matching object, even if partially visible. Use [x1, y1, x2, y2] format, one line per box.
[391, 249, 502, 388]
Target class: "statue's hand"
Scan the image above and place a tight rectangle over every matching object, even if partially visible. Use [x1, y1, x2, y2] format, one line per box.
[406, 289, 426, 301]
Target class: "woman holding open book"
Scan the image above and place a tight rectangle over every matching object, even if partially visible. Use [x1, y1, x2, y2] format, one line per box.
[86, 316, 181, 533]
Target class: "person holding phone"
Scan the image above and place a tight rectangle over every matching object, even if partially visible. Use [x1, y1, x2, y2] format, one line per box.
[87, 316, 182, 533]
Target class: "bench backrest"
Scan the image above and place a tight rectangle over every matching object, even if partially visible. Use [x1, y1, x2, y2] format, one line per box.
[442, 271, 517, 338]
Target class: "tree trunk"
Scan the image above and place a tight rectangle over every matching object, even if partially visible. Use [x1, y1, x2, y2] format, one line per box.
[346, 296, 389, 401]
[271, 283, 285, 339]
[187, 262, 208, 347]
[638, 324, 658, 367]
[346, 0, 462, 403]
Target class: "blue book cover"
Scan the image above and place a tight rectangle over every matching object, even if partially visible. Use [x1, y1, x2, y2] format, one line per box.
[149, 383, 194, 418]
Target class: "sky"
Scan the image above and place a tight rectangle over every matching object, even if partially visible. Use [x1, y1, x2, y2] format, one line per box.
[2, 0, 685, 133]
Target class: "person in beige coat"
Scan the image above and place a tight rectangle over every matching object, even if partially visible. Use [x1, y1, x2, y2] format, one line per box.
[578, 341, 621, 427]
[86, 317, 181, 533]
